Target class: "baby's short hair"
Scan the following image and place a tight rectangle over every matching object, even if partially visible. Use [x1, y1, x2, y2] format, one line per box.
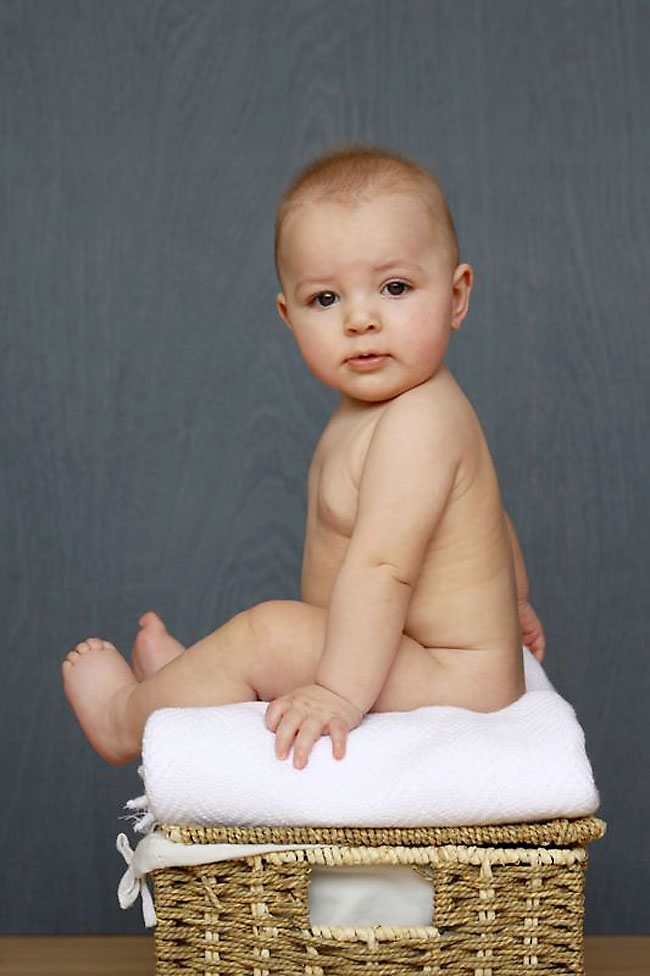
[274, 144, 459, 284]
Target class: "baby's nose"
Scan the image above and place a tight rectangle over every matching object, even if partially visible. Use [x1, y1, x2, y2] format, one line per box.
[344, 308, 381, 333]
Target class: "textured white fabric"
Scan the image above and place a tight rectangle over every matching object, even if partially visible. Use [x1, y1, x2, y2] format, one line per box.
[141, 649, 599, 828]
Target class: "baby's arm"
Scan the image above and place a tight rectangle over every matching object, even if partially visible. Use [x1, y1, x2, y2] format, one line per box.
[265, 393, 460, 767]
[504, 511, 546, 661]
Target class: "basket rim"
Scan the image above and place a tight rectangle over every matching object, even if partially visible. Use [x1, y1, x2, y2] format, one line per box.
[160, 815, 606, 848]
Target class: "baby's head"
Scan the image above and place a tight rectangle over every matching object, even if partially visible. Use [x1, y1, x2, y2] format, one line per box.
[275, 144, 460, 287]
[274, 145, 473, 403]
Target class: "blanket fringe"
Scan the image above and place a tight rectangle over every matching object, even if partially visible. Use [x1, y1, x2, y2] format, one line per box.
[124, 769, 158, 834]
[124, 794, 157, 834]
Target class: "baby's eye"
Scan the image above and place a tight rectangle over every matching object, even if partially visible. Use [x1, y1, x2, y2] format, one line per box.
[311, 291, 337, 308]
[382, 280, 410, 297]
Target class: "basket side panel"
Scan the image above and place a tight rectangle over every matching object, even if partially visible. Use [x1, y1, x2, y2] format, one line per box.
[153, 846, 590, 975]
[154, 868, 209, 975]
[155, 857, 315, 975]
[432, 859, 586, 973]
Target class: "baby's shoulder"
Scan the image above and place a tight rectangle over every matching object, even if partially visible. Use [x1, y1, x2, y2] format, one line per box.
[379, 368, 479, 447]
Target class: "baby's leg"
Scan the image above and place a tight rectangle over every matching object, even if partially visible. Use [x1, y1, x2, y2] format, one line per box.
[64, 607, 258, 764]
[62, 599, 469, 766]
[131, 611, 185, 679]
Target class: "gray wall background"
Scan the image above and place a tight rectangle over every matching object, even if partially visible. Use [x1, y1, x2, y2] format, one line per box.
[1, 0, 648, 935]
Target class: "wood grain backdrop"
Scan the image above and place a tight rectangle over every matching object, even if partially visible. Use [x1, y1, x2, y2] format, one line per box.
[1, 0, 647, 933]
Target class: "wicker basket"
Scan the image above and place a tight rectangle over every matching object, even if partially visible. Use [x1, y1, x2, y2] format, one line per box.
[152, 817, 605, 975]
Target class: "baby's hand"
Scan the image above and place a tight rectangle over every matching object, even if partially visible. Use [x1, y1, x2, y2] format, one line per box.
[519, 600, 546, 662]
[265, 683, 363, 770]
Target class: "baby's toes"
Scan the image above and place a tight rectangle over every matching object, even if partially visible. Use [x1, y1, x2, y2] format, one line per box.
[70, 639, 93, 655]
[139, 611, 163, 629]
[67, 638, 111, 661]
[81, 637, 117, 653]
[83, 637, 105, 652]
[63, 645, 84, 669]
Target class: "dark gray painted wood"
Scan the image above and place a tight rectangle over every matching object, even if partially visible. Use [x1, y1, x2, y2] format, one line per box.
[1, 0, 647, 933]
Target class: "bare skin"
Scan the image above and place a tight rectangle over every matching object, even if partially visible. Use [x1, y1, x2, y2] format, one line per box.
[131, 611, 184, 680]
[130, 599, 544, 685]
[62, 371, 535, 766]
[63, 190, 545, 769]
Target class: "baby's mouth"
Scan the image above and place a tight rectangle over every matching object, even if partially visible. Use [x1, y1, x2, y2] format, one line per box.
[345, 352, 389, 369]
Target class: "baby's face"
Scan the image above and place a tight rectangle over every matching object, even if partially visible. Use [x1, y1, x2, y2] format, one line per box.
[276, 192, 471, 405]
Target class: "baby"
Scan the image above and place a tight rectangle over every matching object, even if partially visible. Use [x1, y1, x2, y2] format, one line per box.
[63, 145, 545, 770]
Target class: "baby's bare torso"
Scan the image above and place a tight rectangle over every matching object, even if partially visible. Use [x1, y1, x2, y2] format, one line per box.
[301, 370, 525, 708]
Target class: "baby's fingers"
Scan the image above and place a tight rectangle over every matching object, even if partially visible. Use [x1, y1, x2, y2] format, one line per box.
[329, 720, 348, 761]
[292, 717, 326, 770]
[272, 706, 305, 760]
[264, 696, 291, 733]
[531, 634, 546, 662]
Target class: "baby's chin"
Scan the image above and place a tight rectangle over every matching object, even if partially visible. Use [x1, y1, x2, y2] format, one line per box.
[338, 375, 440, 405]
[337, 387, 411, 408]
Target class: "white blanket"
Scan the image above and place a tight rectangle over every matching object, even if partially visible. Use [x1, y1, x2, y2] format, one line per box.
[141, 649, 599, 828]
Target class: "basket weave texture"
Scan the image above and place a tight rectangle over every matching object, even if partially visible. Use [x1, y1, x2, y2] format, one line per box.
[153, 817, 605, 975]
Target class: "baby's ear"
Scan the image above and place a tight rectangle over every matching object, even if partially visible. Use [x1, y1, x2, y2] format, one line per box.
[451, 263, 474, 331]
[276, 293, 294, 333]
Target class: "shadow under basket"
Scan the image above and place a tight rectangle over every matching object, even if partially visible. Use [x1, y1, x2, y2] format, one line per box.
[152, 816, 605, 975]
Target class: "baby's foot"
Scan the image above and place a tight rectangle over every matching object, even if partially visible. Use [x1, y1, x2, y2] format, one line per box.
[131, 611, 185, 680]
[62, 638, 140, 764]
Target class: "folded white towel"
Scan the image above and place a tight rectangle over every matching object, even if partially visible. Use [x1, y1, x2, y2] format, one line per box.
[141, 649, 599, 828]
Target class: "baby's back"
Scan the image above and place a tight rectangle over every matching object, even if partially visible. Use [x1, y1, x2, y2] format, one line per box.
[302, 367, 524, 702]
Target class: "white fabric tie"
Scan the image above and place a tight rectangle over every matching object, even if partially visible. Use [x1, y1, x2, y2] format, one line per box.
[116, 833, 157, 927]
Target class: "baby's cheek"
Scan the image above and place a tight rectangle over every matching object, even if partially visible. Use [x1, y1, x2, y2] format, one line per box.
[298, 336, 338, 384]
[411, 322, 449, 369]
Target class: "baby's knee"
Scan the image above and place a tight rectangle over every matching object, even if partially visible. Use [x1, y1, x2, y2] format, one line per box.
[245, 600, 292, 655]
[234, 600, 327, 700]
